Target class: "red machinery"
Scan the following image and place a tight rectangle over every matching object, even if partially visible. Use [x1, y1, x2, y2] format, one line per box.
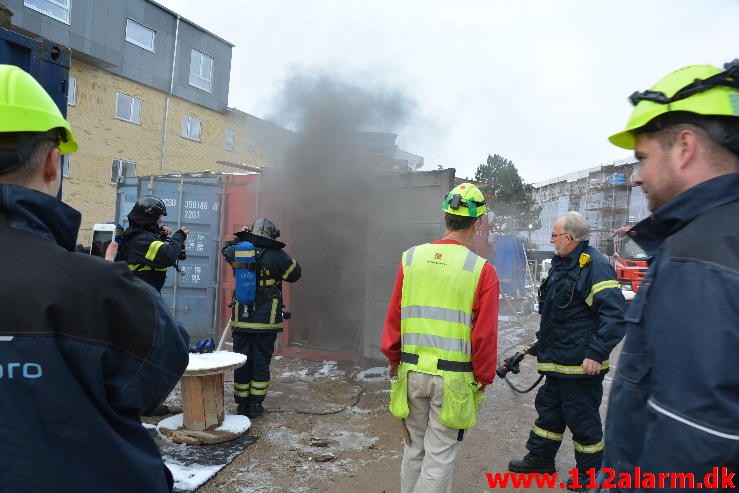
[606, 226, 648, 294]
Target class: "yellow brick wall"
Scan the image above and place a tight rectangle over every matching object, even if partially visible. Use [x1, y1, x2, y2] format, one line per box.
[63, 60, 287, 241]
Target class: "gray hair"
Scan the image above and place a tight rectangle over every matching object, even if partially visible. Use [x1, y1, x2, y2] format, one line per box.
[562, 211, 590, 241]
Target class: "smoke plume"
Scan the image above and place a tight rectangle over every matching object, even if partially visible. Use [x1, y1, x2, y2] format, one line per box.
[268, 71, 414, 356]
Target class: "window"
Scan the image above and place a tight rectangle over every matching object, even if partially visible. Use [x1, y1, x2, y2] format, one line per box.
[189, 49, 213, 93]
[245, 136, 256, 152]
[61, 154, 70, 177]
[24, 0, 69, 24]
[67, 76, 76, 106]
[125, 19, 155, 52]
[111, 159, 136, 184]
[115, 93, 141, 124]
[225, 129, 235, 151]
[181, 115, 201, 141]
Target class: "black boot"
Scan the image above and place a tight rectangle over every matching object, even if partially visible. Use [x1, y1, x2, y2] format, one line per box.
[237, 402, 249, 416]
[245, 403, 264, 418]
[508, 452, 556, 473]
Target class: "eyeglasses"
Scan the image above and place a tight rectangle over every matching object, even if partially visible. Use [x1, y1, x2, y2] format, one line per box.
[550, 233, 569, 239]
[629, 59, 739, 106]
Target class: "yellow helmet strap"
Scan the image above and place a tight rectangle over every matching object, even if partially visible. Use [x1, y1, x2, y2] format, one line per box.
[629, 59, 739, 107]
[0, 130, 61, 174]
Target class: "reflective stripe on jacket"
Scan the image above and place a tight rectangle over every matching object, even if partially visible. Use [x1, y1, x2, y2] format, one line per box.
[535, 242, 625, 378]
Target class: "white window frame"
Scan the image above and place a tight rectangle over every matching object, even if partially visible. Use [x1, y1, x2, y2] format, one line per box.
[125, 18, 155, 52]
[24, 0, 70, 24]
[189, 49, 214, 93]
[110, 159, 136, 185]
[181, 115, 201, 141]
[67, 76, 76, 106]
[225, 129, 235, 151]
[61, 154, 70, 178]
[115, 93, 142, 124]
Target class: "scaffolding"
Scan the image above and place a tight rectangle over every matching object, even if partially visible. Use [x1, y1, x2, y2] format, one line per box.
[530, 160, 642, 251]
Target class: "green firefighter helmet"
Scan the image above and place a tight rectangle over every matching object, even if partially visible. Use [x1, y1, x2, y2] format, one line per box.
[0, 64, 77, 155]
[442, 183, 487, 218]
[609, 59, 739, 150]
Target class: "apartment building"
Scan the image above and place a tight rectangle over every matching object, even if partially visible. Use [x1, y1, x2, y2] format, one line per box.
[2, 0, 291, 230]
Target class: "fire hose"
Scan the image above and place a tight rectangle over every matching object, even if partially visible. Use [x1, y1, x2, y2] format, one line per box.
[496, 342, 543, 394]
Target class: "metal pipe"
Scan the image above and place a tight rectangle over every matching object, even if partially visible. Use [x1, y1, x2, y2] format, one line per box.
[160, 15, 180, 174]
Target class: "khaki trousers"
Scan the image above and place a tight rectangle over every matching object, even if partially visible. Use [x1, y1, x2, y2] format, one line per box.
[400, 371, 460, 493]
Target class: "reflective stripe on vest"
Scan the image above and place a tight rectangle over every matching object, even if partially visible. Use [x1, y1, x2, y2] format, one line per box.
[400, 243, 485, 367]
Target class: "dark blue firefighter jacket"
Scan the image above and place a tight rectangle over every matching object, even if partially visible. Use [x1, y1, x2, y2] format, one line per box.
[602, 172, 739, 490]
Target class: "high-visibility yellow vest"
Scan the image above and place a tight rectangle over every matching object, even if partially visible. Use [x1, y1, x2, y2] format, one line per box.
[389, 242, 486, 429]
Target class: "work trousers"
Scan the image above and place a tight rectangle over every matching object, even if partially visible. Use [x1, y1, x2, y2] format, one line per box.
[401, 371, 461, 493]
[232, 331, 277, 405]
[526, 375, 605, 470]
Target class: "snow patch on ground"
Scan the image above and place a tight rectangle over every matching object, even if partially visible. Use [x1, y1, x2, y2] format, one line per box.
[157, 413, 251, 434]
[280, 360, 346, 380]
[168, 462, 222, 491]
[354, 367, 386, 381]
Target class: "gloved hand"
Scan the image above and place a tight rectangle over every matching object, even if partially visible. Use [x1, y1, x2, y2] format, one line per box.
[189, 338, 215, 354]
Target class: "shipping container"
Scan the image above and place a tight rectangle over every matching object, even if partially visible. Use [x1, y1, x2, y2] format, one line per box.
[0, 25, 71, 116]
[116, 169, 458, 361]
[279, 169, 456, 361]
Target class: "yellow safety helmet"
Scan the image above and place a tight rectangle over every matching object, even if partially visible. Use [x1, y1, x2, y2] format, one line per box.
[609, 59, 739, 150]
[0, 64, 77, 155]
[442, 183, 487, 217]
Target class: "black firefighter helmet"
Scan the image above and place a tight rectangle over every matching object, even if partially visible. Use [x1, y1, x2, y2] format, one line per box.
[131, 195, 167, 220]
[250, 217, 280, 240]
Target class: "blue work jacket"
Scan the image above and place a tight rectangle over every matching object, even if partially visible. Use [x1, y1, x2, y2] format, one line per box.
[602, 172, 739, 489]
[0, 184, 189, 493]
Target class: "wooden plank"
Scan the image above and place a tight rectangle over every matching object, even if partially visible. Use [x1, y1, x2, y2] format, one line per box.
[202, 373, 224, 430]
[182, 375, 206, 431]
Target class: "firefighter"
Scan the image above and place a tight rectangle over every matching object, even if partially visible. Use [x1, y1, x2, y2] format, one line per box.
[508, 211, 626, 491]
[121, 195, 189, 293]
[223, 218, 301, 418]
[599, 61, 739, 490]
[0, 64, 189, 492]
[381, 183, 499, 493]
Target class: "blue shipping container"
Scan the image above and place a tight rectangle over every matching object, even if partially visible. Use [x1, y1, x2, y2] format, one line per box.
[117, 175, 224, 338]
[0, 26, 71, 116]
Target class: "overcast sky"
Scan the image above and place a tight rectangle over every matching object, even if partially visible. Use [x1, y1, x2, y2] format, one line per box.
[156, 0, 738, 183]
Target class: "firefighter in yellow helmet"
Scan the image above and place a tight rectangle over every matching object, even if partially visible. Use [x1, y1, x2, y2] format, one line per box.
[381, 182, 500, 492]
[599, 60, 739, 490]
[0, 65, 189, 492]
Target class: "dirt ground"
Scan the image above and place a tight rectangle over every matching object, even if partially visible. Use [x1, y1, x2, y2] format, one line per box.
[151, 310, 622, 493]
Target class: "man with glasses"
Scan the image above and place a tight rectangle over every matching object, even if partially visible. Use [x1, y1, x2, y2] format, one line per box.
[599, 61, 739, 490]
[508, 211, 625, 491]
[0, 65, 189, 492]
